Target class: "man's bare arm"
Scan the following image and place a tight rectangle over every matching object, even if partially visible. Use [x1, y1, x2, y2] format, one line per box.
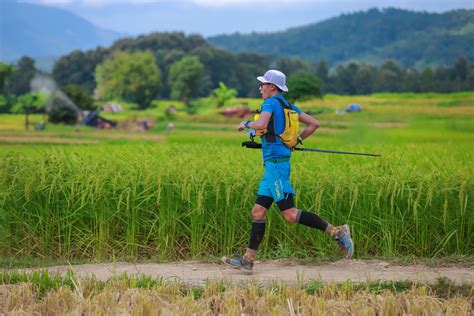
[238, 111, 272, 131]
[298, 112, 320, 140]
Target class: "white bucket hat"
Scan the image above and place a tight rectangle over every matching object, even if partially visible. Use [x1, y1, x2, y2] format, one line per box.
[257, 69, 288, 92]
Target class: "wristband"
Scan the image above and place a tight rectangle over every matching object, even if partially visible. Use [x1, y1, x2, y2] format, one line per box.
[297, 135, 303, 145]
[244, 120, 251, 128]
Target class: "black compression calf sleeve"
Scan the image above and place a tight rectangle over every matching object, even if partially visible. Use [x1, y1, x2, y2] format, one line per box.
[297, 211, 328, 232]
[248, 220, 266, 251]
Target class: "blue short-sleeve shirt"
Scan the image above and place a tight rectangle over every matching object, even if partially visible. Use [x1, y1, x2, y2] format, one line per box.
[260, 94, 302, 162]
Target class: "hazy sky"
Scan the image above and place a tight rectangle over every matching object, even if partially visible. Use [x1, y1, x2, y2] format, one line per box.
[23, 0, 474, 36]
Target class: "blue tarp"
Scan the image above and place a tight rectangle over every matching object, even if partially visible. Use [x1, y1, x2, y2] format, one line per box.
[346, 104, 362, 112]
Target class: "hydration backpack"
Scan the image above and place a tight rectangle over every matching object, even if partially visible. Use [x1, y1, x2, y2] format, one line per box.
[256, 98, 300, 148]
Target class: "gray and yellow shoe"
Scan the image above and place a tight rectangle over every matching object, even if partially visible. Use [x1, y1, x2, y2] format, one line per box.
[221, 255, 254, 274]
[334, 224, 354, 259]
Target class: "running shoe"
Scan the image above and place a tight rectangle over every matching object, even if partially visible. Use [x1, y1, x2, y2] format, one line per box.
[221, 255, 254, 274]
[333, 224, 354, 259]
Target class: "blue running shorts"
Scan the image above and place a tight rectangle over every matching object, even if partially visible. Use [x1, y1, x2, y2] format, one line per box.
[257, 160, 295, 202]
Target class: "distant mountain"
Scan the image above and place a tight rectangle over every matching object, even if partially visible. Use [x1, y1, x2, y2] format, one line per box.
[207, 8, 474, 67]
[0, 0, 124, 63]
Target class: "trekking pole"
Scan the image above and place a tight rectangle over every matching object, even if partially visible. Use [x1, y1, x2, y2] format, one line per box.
[294, 147, 381, 157]
[242, 141, 381, 157]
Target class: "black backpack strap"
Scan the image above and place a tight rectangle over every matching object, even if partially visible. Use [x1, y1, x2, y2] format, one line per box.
[264, 98, 291, 143]
[264, 115, 277, 142]
[275, 97, 291, 109]
[264, 97, 290, 143]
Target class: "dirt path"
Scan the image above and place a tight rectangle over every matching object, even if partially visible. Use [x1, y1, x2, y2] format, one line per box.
[19, 260, 474, 286]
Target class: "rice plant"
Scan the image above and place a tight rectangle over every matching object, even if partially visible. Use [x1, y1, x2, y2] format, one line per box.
[1, 142, 472, 261]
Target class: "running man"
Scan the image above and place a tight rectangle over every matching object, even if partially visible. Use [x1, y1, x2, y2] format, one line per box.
[222, 69, 354, 274]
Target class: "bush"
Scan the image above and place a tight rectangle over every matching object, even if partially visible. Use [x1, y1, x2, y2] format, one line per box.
[47, 95, 78, 125]
[62, 84, 95, 110]
[212, 82, 237, 108]
[186, 100, 200, 115]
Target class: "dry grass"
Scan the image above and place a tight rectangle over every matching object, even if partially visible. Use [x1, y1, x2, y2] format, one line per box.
[1, 279, 472, 315]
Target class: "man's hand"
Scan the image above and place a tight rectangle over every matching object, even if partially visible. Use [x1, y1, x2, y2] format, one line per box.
[237, 120, 248, 131]
[290, 135, 303, 151]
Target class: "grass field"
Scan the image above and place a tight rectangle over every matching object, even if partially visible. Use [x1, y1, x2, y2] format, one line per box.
[1, 271, 472, 315]
[1, 92, 472, 262]
[1, 92, 473, 315]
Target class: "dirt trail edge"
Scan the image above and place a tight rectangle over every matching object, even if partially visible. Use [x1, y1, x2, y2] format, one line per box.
[17, 260, 474, 286]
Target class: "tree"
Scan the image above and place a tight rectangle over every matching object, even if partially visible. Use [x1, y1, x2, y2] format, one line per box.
[0, 62, 15, 93]
[96, 51, 161, 109]
[61, 84, 95, 110]
[353, 64, 376, 95]
[191, 46, 238, 97]
[375, 60, 403, 92]
[235, 52, 272, 98]
[168, 56, 204, 107]
[454, 56, 470, 91]
[0, 62, 16, 113]
[212, 82, 237, 108]
[0, 95, 10, 114]
[468, 65, 474, 90]
[403, 68, 421, 92]
[333, 62, 359, 95]
[420, 67, 435, 91]
[285, 72, 322, 102]
[47, 95, 79, 125]
[314, 58, 329, 83]
[7, 56, 36, 96]
[10, 92, 47, 130]
[155, 49, 186, 98]
[433, 66, 456, 92]
[454, 56, 468, 81]
[275, 57, 310, 77]
[53, 48, 110, 94]
[50, 32, 276, 99]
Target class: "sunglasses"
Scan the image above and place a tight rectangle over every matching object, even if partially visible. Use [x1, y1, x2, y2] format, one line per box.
[259, 83, 271, 88]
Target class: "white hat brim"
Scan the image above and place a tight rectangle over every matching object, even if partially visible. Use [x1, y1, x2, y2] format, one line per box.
[257, 76, 288, 92]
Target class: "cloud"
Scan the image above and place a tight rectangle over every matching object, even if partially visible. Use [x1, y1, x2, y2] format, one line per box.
[23, 0, 322, 7]
[20, 0, 474, 10]
[21, 0, 160, 7]
[193, 0, 308, 6]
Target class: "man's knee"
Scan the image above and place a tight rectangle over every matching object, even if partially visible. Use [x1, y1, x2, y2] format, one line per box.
[252, 204, 267, 220]
[282, 208, 299, 223]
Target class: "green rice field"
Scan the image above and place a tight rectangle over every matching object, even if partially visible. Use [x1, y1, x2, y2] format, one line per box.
[0, 93, 473, 262]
